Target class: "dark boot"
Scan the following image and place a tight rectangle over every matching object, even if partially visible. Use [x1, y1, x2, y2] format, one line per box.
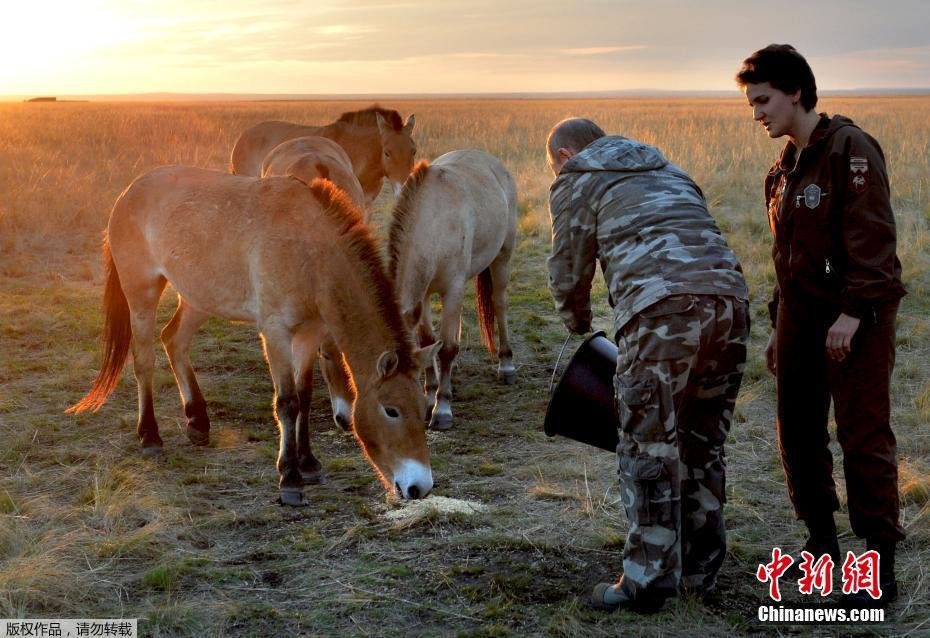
[804, 515, 842, 561]
[589, 577, 667, 614]
[787, 515, 841, 578]
[843, 541, 898, 608]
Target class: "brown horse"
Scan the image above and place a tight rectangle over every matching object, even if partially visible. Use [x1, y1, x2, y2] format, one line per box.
[261, 135, 365, 428]
[388, 150, 518, 430]
[230, 106, 416, 205]
[67, 166, 439, 505]
[261, 136, 367, 215]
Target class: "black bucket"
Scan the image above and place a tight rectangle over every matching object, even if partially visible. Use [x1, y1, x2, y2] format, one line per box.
[544, 331, 619, 452]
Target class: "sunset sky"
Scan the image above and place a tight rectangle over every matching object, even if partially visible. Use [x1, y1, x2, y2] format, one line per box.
[1, 0, 928, 96]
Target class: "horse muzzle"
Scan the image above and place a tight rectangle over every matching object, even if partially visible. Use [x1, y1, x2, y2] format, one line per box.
[393, 459, 433, 499]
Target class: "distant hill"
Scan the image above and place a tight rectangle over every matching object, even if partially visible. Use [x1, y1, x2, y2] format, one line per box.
[6, 88, 930, 102]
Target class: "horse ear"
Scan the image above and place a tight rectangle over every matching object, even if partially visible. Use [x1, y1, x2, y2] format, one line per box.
[376, 350, 399, 378]
[415, 341, 442, 371]
[403, 114, 415, 134]
[375, 112, 388, 135]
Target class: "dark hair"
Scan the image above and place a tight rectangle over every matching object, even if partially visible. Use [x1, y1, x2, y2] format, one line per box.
[735, 44, 818, 111]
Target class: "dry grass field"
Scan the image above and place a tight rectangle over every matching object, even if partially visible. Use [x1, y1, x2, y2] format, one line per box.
[1, 97, 929, 636]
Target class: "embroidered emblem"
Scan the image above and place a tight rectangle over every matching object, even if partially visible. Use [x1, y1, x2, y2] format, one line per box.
[803, 183, 822, 209]
[850, 157, 869, 194]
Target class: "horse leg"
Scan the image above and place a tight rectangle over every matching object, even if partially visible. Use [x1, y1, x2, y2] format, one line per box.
[125, 277, 167, 456]
[293, 325, 327, 485]
[490, 248, 516, 385]
[319, 333, 355, 432]
[160, 298, 211, 446]
[429, 285, 463, 431]
[417, 300, 439, 421]
[260, 324, 306, 506]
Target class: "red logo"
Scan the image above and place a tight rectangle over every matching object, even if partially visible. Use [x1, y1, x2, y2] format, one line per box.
[797, 551, 835, 596]
[841, 550, 882, 600]
[757, 549, 882, 601]
[756, 547, 794, 602]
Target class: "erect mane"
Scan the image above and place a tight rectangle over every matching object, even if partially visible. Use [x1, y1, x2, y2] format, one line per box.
[387, 160, 431, 281]
[307, 178, 415, 372]
[337, 105, 403, 131]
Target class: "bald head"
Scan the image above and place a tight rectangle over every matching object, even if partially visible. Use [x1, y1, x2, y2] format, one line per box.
[546, 118, 606, 175]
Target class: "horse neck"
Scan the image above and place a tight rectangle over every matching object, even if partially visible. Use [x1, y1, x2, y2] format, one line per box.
[316, 244, 401, 380]
[325, 123, 384, 196]
[392, 212, 435, 313]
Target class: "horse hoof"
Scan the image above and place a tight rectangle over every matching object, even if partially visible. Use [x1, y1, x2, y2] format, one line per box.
[499, 369, 517, 385]
[279, 487, 309, 507]
[186, 425, 210, 446]
[429, 413, 453, 431]
[301, 470, 328, 485]
[141, 446, 164, 458]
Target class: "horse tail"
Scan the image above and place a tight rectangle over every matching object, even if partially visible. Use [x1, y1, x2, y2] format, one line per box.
[475, 267, 496, 355]
[66, 238, 132, 414]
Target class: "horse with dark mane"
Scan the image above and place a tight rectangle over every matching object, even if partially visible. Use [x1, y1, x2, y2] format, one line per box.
[230, 106, 416, 204]
[67, 166, 438, 505]
[388, 150, 518, 430]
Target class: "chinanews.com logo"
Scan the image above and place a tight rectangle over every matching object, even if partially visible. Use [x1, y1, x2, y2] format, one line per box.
[754, 547, 885, 625]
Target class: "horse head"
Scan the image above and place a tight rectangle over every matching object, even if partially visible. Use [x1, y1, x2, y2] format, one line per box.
[351, 344, 440, 499]
[376, 113, 417, 196]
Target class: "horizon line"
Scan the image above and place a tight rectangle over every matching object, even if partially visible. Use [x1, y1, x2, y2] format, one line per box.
[4, 87, 930, 102]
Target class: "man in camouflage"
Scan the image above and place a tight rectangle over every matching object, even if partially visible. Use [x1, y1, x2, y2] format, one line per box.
[546, 118, 750, 611]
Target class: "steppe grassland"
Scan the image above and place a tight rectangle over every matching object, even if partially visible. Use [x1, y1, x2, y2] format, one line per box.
[0, 97, 928, 636]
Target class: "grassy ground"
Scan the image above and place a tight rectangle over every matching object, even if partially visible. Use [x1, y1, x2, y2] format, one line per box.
[1, 98, 929, 636]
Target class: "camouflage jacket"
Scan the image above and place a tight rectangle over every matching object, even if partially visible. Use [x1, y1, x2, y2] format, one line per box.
[547, 136, 748, 336]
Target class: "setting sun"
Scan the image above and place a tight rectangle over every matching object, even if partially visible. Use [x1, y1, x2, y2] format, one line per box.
[1, 1, 928, 98]
[0, 2, 142, 91]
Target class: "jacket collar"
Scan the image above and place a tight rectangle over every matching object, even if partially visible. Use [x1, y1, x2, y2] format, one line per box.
[774, 114, 831, 173]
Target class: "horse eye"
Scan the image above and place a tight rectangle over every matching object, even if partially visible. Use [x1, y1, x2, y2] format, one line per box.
[384, 406, 400, 419]
[384, 150, 392, 158]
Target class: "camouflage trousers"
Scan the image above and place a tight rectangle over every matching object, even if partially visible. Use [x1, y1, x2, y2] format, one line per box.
[614, 294, 748, 600]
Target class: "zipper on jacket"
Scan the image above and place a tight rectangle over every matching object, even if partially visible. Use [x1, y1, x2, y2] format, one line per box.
[825, 258, 833, 276]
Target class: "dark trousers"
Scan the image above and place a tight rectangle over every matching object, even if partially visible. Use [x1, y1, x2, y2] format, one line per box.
[775, 300, 904, 544]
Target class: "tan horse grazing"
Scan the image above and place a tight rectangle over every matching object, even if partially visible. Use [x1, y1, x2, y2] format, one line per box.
[388, 150, 518, 431]
[261, 135, 364, 428]
[230, 106, 416, 204]
[261, 136, 367, 215]
[67, 167, 439, 505]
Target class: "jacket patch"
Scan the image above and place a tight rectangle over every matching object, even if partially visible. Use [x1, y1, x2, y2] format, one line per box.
[803, 183, 823, 209]
[850, 156, 869, 193]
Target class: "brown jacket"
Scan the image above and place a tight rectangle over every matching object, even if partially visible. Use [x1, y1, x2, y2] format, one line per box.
[764, 115, 905, 326]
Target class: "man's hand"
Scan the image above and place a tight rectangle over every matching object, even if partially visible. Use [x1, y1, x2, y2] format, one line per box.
[826, 313, 861, 362]
[765, 330, 777, 375]
[568, 321, 591, 336]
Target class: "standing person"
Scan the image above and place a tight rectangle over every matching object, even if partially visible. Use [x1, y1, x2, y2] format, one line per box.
[736, 44, 906, 607]
[546, 118, 750, 612]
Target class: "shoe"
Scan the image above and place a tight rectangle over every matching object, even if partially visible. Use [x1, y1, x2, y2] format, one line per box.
[589, 578, 666, 613]
[786, 515, 841, 578]
[843, 541, 898, 608]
